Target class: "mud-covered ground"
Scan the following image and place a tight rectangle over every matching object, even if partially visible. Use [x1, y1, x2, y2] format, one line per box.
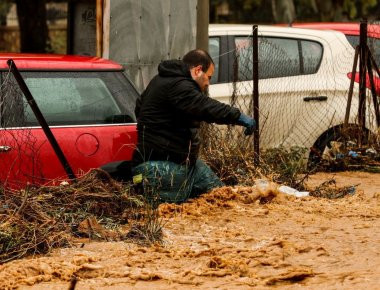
[1, 171, 380, 289]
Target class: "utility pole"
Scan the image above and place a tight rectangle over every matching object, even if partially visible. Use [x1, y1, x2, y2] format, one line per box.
[196, 0, 209, 51]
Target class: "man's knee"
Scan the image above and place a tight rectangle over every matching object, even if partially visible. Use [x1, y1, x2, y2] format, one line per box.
[191, 159, 224, 197]
[132, 161, 192, 203]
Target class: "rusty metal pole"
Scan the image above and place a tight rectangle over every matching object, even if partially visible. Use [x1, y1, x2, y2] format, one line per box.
[196, 0, 209, 51]
[96, 0, 104, 57]
[344, 46, 359, 127]
[358, 19, 368, 140]
[252, 25, 259, 165]
[102, 0, 111, 59]
[367, 50, 380, 127]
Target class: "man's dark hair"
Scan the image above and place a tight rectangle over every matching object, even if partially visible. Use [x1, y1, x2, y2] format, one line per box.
[183, 49, 214, 72]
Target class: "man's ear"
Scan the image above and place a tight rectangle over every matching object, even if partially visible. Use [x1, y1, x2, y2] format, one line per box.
[195, 65, 203, 76]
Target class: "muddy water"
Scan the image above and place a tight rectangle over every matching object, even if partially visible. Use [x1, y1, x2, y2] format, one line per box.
[1, 172, 379, 289]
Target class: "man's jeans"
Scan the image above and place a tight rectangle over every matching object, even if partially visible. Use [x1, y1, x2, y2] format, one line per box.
[132, 159, 223, 204]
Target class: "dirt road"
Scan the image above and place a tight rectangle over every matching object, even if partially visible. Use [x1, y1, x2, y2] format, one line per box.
[1, 171, 380, 289]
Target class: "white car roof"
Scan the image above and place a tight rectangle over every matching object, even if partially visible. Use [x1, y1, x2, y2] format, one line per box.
[209, 23, 347, 39]
[209, 24, 352, 52]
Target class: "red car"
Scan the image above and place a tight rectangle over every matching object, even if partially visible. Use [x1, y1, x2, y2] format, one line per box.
[289, 22, 380, 93]
[0, 54, 138, 188]
[290, 22, 379, 39]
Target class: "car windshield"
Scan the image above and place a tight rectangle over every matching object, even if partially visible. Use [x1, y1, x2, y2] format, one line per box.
[1, 71, 138, 127]
[345, 35, 380, 67]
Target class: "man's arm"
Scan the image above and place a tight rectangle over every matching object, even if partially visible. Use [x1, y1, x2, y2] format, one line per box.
[169, 80, 241, 124]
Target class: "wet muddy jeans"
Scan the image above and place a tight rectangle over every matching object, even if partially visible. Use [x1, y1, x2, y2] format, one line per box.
[132, 159, 224, 204]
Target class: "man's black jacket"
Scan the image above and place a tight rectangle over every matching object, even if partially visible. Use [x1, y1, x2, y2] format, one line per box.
[132, 60, 241, 165]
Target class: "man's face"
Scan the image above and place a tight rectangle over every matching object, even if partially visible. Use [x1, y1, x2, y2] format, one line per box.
[190, 63, 214, 93]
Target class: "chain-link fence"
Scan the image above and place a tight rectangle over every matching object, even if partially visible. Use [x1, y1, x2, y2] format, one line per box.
[1, 21, 380, 189]
[203, 21, 380, 172]
[0, 68, 45, 189]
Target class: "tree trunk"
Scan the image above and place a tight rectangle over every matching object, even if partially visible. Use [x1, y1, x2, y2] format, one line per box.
[16, 0, 51, 53]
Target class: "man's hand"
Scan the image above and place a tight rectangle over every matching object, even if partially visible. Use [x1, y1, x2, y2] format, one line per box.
[237, 113, 256, 135]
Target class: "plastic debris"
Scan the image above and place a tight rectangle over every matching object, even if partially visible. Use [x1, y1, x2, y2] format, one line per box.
[366, 148, 377, 157]
[278, 185, 310, 197]
[255, 179, 270, 188]
[255, 180, 309, 198]
[348, 150, 359, 158]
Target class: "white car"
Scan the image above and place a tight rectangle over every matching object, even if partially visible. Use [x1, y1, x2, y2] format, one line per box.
[208, 24, 376, 162]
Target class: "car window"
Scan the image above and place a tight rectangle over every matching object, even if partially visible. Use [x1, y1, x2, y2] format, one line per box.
[260, 37, 300, 79]
[301, 40, 323, 74]
[209, 37, 220, 84]
[1, 71, 138, 127]
[24, 77, 121, 125]
[345, 35, 380, 67]
[234, 36, 323, 80]
[235, 37, 254, 81]
[235, 36, 300, 80]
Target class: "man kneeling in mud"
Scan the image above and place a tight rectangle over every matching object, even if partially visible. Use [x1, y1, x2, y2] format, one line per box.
[132, 49, 255, 204]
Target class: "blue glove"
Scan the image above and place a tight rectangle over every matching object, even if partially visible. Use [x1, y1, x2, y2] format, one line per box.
[237, 113, 256, 136]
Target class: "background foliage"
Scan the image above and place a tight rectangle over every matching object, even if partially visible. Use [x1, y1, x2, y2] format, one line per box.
[210, 0, 380, 23]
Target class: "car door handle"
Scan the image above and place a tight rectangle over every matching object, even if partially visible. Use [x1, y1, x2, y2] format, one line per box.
[303, 96, 328, 102]
[0, 146, 11, 152]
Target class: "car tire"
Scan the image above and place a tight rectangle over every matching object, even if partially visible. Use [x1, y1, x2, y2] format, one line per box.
[308, 125, 369, 169]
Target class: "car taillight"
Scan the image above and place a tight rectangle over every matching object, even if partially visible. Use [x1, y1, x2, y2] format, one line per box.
[347, 72, 380, 95]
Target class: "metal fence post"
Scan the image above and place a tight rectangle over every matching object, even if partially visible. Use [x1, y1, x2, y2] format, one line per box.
[7, 59, 76, 181]
[252, 25, 259, 165]
[344, 46, 359, 127]
[358, 19, 368, 139]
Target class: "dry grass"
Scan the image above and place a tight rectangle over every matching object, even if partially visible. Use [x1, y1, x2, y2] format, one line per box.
[200, 126, 310, 190]
[0, 169, 163, 263]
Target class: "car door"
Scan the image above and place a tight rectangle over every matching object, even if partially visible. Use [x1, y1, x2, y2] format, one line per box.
[0, 70, 138, 188]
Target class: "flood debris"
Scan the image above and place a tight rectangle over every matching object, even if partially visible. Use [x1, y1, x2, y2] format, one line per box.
[256, 180, 310, 198]
[319, 140, 380, 173]
[0, 169, 162, 263]
[310, 179, 358, 199]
